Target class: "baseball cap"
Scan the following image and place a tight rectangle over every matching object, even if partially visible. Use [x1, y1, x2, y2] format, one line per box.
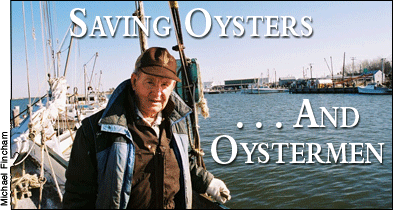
[135, 47, 180, 82]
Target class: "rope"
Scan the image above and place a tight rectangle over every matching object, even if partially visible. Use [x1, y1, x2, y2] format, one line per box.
[11, 172, 45, 208]
[44, 144, 63, 202]
[11, 135, 36, 167]
[38, 130, 45, 209]
[10, 94, 47, 123]
[196, 72, 209, 118]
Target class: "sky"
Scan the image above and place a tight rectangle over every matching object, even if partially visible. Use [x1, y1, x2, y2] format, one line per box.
[8, 1, 393, 99]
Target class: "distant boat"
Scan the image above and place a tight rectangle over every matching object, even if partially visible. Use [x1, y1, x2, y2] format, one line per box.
[205, 90, 221, 94]
[358, 83, 391, 95]
[246, 85, 285, 94]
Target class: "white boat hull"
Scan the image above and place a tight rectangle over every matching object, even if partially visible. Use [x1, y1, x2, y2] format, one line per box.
[246, 88, 284, 94]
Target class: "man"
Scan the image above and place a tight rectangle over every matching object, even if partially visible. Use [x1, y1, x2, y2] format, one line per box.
[63, 47, 230, 209]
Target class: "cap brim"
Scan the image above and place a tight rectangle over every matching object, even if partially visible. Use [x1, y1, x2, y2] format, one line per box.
[139, 66, 181, 82]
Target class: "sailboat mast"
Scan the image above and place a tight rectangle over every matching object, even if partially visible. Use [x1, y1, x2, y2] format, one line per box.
[381, 58, 384, 84]
[88, 52, 98, 87]
[331, 56, 334, 86]
[84, 65, 87, 103]
[342, 52, 345, 82]
[135, 1, 148, 53]
[63, 23, 76, 77]
[22, 2, 32, 112]
[98, 70, 102, 92]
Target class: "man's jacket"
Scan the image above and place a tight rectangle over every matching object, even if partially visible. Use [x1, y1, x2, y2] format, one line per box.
[63, 79, 213, 209]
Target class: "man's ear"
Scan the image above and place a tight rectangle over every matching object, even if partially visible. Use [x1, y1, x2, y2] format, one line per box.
[131, 73, 137, 90]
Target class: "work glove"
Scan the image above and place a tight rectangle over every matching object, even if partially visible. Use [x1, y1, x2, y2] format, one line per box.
[206, 178, 231, 204]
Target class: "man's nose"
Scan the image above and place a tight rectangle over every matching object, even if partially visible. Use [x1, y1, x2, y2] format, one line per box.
[151, 84, 163, 97]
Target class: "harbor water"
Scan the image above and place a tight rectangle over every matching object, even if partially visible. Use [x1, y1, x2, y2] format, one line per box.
[198, 93, 392, 209]
[11, 93, 392, 209]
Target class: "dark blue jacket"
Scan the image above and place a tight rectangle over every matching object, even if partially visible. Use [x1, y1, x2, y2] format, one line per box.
[63, 79, 213, 209]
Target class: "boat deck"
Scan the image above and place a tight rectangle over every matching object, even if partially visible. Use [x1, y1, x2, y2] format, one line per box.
[11, 156, 64, 209]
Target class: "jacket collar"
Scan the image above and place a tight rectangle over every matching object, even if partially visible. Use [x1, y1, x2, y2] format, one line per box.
[98, 79, 192, 129]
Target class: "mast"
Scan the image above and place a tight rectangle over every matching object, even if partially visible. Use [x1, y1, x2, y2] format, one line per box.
[98, 70, 102, 93]
[134, 1, 148, 53]
[22, 1, 32, 110]
[381, 58, 384, 84]
[63, 23, 76, 77]
[342, 52, 345, 82]
[267, 69, 269, 85]
[274, 69, 276, 88]
[330, 56, 334, 86]
[84, 65, 87, 103]
[88, 52, 99, 88]
[169, 1, 204, 168]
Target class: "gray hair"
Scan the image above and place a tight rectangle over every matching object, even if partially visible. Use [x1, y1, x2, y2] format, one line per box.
[132, 68, 141, 76]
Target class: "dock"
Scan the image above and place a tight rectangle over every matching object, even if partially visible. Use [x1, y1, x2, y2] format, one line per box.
[289, 87, 358, 94]
[204, 89, 241, 94]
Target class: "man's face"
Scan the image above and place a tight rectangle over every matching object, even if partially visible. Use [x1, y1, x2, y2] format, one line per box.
[131, 72, 176, 118]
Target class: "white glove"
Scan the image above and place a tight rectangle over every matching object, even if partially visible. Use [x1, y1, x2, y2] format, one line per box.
[206, 178, 231, 204]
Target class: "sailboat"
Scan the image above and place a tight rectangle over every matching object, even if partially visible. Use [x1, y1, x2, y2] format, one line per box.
[10, 2, 107, 208]
[246, 73, 284, 94]
[11, 1, 227, 209]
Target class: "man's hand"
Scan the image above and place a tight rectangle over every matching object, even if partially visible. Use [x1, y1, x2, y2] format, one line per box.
[206, 178, 231, 204]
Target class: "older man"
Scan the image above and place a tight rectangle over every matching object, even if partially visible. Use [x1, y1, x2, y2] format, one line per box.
[63, 47, 230, 209]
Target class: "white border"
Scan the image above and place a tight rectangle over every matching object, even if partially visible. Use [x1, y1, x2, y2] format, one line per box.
[0, 0, 11, 210]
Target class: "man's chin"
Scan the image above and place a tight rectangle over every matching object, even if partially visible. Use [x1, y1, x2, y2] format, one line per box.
[146, 105, 162, 114]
